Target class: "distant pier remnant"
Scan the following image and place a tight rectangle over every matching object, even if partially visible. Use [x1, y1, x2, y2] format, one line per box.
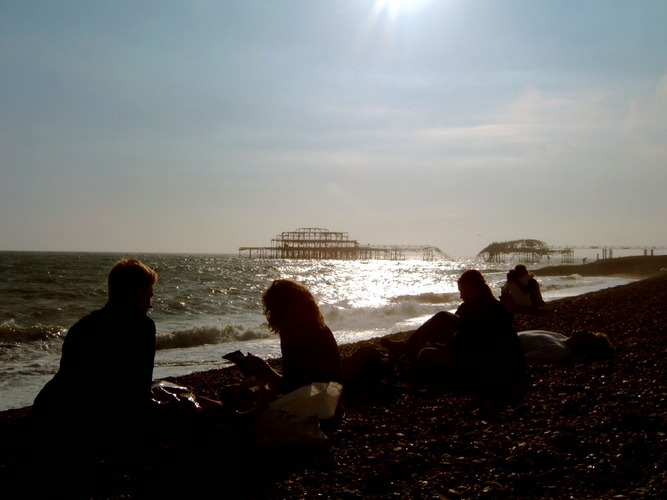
[239, 228, 444, 261]
[478, 240, 666, 263]
[478, 239, 574, 263]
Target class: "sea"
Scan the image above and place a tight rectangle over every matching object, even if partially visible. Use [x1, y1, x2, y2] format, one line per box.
[0, 251, 635, 412]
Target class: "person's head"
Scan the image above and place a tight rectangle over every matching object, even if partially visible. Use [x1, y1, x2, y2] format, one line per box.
[506, 269, 518, 281]
[566, 331, 612, 359]
[108, 258, 158, 312]
[262, 279, 324, 334]
[457, 269, 494, 303]
[514, 264, 529, 276]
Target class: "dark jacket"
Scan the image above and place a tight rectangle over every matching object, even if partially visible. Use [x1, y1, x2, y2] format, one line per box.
[279, 324, 341, 393]
[32, 301, 156, 429]
[454, 296, 526, 389]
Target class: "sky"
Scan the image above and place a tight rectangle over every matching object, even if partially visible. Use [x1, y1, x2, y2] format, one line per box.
[2, 0, 666, 259]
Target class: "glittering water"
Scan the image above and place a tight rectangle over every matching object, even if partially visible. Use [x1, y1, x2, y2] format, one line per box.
[0, 251, 632, 411]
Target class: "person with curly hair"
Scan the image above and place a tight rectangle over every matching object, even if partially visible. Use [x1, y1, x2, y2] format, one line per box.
[216, 279, 342, 424]
[242, 279, 342, 393]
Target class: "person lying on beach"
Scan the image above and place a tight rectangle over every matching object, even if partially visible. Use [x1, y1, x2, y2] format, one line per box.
[500, 264, 545, 314]
[518, 330, 612, 364]
[217, 279, 342, 418]
[31, 258, 159, 448]
[382, 269, 527, 393]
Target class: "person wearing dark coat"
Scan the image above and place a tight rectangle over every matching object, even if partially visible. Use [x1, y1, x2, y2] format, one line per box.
[383, 270, 527, 393]
[32, 258, 158, 443]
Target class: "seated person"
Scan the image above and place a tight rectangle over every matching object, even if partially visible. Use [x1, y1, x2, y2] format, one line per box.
[500, 264, 545, 314]
[518, 330, 612, 364]
[500, 269, 532, 312]
[31, 258, 159, 449]
[383, 270, 527, 392]
[218, 279, 342, 417]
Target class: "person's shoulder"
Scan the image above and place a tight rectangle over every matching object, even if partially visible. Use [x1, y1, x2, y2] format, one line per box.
[142, 315, 156, 333]
[455, 302, 469, 316]
[489, 296, 510, 311]
[320, 324, 338, 345]
[68, 308, 105, 330]
[488, 298, 516, 323]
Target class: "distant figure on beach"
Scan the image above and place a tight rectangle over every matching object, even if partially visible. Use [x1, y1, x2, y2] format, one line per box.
[218, 279, 342, 415]
[382, 269, 526, 393]
[518, 330, 612, 364]
[31, 258, 158, 442]
[499, 264, 545, 314]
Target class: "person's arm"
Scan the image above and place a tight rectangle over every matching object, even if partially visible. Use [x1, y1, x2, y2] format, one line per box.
[528, 279, 545, 307]
[499, 290, 515, 310]
[242, 353, 283, 390]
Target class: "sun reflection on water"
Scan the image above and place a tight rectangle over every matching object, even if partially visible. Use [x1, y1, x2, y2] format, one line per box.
[276, 258, 466, 310]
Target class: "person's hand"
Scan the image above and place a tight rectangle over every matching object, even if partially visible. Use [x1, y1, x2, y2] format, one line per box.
[242, 353, 267, 376]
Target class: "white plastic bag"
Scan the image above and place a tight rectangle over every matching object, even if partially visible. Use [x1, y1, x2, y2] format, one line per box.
[151, 380, 201, 410]
[252, 381, 343, 445]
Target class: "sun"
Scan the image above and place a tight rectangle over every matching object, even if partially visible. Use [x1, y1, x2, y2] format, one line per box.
[374, 0, 433, 18]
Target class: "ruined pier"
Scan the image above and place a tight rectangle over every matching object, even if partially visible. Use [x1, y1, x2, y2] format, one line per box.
[239, 228, 441, 261]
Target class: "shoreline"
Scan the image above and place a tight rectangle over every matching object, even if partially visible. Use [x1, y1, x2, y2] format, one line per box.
[533, 254, 667, 278]
[0, 256, 652, 415]
[1, 262, 666, 498]
[0, 256, 664, 419]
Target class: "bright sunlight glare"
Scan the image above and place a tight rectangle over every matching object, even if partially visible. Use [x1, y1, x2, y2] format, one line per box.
[374, 0, 434, 18]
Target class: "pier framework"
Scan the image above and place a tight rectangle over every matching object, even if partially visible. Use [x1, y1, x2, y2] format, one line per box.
[238, 228, 442, 261]
[478, 239, 574, 264]
[478, 239, 666, 264]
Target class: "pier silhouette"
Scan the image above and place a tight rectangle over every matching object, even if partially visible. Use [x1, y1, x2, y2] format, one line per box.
[240, 231, 664, 262]
[238, 228, 446, 261]
[478, 239, 666, 263]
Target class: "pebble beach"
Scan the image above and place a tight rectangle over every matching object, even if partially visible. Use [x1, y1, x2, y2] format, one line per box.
[1, 256, 666, 499]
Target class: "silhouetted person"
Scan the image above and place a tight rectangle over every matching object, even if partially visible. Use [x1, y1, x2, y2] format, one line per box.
[245, 279, 341, 393]
[500, 264, 545, 313]
[518, 330, 612, 364]
[31, 258, 158, 447]
[383, 270, 527, 394]
[218, 279, 342, 419]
